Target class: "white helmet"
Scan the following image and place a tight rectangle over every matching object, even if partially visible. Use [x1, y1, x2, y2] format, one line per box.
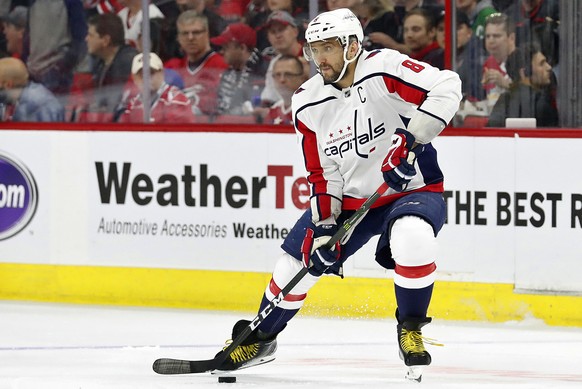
[305, 8, 364, 47]
[303, 8, 364, 83]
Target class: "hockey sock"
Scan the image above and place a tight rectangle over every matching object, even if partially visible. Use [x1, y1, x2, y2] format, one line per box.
[256, 295, 299, 335]
[394, 283, 433, 319]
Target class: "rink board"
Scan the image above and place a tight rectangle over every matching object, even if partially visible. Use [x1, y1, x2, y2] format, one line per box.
[0, 263, 581, 327]
[1, 125, 582, 326]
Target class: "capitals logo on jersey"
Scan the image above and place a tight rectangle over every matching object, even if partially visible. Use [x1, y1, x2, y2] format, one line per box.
[323, 112, 387, 159]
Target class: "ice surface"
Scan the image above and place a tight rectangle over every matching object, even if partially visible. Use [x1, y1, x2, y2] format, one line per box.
[1, 301, 581, 388]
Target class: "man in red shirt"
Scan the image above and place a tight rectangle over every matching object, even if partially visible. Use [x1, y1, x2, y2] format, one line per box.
[403, 8, 443, 69]
[165, 10, 228, 116]
[119, 52, 196, 123]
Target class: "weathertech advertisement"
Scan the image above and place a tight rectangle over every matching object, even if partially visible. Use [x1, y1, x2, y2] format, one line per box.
[0, 129, 581, 293]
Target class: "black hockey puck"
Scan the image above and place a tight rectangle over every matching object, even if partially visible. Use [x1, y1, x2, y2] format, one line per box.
[218, 376, 236, 383]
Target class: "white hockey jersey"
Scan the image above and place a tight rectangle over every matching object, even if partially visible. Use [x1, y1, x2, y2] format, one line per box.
[291, 48, 462, 222]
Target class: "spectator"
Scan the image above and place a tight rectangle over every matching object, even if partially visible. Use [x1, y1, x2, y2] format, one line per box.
[481, 12, 516, 111]
[118, 52, 195, 123]
[447, 11, 487, 102]
[211, 22, 268, 116]
[249, 0, 308, 52]
[0, 57, 64, 122]
[1, 6, 26, 58]
[260, 10, 307, 106]
[85, 13, 138, 120]
[488, 42, 558, 127]
[178, 0, 227, 37]
[158, 0, 227, 62]
[243, 0, 268, 25]
[116, 20, 185, 118]
[504, 0, 559, 67]
[393, 1, 444, 52]
[262, 54, 307, 125]
[403, 8, 443, 69]
[135, 20, 183, 89]
[354, 0, 400, 52]
[456, 0, 498, 40]
[165, 11, 228, 116]
[23, 0, 87, 97]
[116, 0, 164, 48]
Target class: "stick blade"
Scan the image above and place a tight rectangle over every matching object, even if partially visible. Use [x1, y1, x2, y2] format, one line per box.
[152, 358, 216, 374]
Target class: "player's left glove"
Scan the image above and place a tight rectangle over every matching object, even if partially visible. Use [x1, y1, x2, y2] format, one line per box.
[301, 223, 342, 277]
[381, 128, 424, 192]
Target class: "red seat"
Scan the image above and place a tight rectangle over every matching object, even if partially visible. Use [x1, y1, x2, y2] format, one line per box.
[463, 115, 489, 128]
[212, 115, 258, 124]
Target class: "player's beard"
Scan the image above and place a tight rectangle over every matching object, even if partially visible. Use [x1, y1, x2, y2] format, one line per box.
[320, 61, 345, 85]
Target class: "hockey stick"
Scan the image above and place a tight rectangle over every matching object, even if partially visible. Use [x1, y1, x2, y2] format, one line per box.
[153, 181, 390, 375]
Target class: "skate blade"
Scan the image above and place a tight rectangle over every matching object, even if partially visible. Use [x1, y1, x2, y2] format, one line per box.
[211, 356, 276, 374]
[405, 366, 423, 383]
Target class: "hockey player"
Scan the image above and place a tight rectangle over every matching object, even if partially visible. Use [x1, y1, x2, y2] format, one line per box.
[215, 7, 462, 378]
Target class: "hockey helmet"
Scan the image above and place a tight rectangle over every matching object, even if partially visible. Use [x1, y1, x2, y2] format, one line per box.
[303, 8, 364, 83]
[304, 8, 364, 48]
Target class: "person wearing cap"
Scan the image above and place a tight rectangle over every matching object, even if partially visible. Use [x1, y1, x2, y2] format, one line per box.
[118, 52, 195, 123]
[259, 10, 308, 107]
[85, 13, 138, 120]
[1, 6, 27, 59]
[247, 0, 309, 53]
[211, 23, 268, 117]
[165, 11, 228, 116]
[0, 57, 65, 122]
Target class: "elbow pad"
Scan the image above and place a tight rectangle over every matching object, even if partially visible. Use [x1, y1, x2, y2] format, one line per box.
[406, 111, 446, 144]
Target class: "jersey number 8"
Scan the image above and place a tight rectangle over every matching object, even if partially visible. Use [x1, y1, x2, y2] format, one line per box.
[402, 59, 425, 73]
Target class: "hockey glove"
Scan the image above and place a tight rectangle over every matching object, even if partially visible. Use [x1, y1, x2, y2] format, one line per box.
[381, 128, 424, 192]
[301, 223, 342, 277]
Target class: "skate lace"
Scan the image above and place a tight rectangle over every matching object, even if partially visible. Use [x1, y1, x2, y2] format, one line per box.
[400, 329, 443, 353]
[223, 340, 259, 363]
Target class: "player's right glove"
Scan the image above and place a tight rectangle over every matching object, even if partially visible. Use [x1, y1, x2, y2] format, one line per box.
[301, 223, 341, 277]
[381, 128, 424, 192]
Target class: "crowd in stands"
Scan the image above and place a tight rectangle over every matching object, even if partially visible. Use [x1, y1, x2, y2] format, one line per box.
[0, 0, 561, 127]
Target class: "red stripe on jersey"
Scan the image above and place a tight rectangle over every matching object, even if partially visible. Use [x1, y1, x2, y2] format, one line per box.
[269, 278, 306, 302]
[296, 118, 331, 220]
[382, 75, 428, 106]
[395, 262, 437, 278]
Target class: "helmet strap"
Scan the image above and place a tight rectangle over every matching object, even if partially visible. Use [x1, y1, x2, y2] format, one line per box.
[330, 38, 361, 84]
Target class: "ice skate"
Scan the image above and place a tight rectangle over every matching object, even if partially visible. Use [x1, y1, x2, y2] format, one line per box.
[397, 317, 442, 382]
[212, 319, 278, 372]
